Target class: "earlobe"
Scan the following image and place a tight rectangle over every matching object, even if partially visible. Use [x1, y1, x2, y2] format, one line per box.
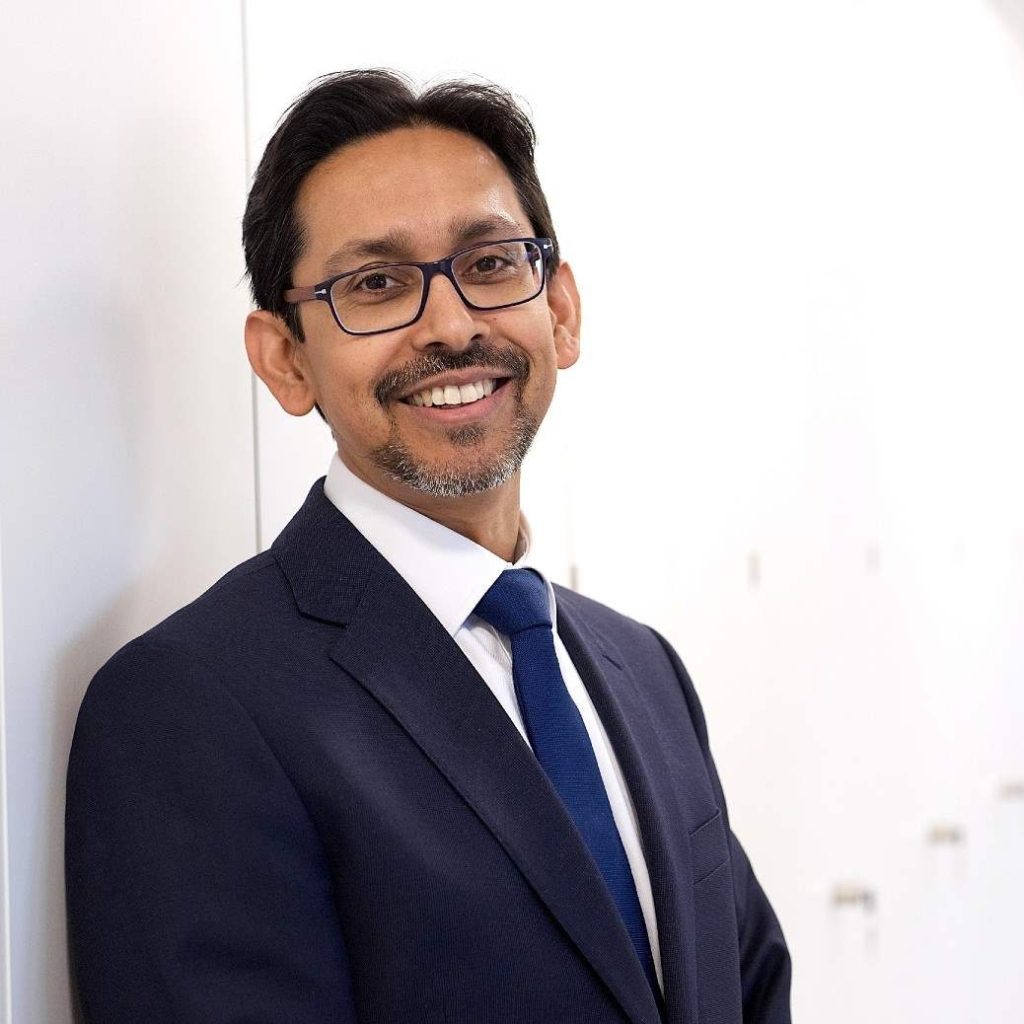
[554, 323, 581, 369]
[547, 261, 581, 370]
[244, 310, 318, 417]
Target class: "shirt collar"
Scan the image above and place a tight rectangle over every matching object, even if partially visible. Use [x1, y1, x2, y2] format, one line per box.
[322, 453, 546, 637]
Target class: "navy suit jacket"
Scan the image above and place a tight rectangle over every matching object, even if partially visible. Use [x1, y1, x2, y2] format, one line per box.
[65, 479, 791, 1023]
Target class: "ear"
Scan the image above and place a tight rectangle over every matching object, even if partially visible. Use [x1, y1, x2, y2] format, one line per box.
[547, 260, 581, 370]
[244, 310, 318, 416]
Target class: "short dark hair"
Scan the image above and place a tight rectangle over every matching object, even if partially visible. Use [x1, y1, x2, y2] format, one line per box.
[242, 68, 560, 342]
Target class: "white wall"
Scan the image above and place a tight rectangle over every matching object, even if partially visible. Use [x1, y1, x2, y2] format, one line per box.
[245, 1, 1024, 1020]
[0, 2, 255, 1020]
[1, 1, 1022, 1020]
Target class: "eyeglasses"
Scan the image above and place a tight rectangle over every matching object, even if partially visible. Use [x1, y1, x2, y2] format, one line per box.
[283, 237, 553, 337]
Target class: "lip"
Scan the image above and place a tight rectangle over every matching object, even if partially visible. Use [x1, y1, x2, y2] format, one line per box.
[395, 367, 514, 402]
[397, 376, 513, 423]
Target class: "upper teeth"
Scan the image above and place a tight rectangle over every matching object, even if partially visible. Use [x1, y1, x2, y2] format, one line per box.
[406, 378, 497, 407]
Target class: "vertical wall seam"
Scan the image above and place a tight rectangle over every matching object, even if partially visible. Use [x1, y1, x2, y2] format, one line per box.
[0, 521, 12, 1024]
[240, 0, 263, 553]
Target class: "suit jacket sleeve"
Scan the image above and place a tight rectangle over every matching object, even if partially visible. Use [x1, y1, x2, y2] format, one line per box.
[65, 640, 358, 1024]
[651, 628, 793, 1023]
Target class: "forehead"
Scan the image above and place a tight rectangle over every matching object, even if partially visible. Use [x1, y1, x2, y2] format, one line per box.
[294, 125, 532, 275]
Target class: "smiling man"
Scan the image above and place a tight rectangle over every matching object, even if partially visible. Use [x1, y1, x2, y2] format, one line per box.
[65, 70, 791, 1024]
[247, 123, 576, 554]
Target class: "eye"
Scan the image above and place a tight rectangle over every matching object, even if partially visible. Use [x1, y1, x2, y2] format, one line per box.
[460, 247, 520, 281]
[338, 265, 419, 302]
[472, 254, 509, 274]
[356, 271, 401, 292]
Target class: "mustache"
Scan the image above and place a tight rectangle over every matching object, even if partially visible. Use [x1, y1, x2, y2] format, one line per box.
[375, 341, 529, 405]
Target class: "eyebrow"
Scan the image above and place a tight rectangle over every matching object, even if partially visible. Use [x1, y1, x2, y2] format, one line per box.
[322, 215, 526, 276]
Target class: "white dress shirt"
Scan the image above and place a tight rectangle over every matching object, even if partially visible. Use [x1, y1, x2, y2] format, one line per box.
[322, 453, 663, 992]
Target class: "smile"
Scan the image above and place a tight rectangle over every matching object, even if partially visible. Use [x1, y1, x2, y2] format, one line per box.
[397, 376, 516, 407]
[401, 376, 508, 408]
[396, 375, 515, 424]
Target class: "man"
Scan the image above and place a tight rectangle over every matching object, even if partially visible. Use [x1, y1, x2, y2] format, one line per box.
[65, 69, 791, 1023]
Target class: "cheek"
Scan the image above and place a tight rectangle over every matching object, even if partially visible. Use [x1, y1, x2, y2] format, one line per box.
[501, 309, 557, 364]
[307, 343, 384, 404]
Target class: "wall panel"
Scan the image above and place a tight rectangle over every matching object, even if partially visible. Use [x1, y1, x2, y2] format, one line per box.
[0, 3, 254, 1020]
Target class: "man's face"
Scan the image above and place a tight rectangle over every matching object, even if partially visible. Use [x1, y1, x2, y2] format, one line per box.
[276, 125, 580, 502]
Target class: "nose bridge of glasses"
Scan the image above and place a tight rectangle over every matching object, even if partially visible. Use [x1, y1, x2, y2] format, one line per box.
[406, 265, 484, 347]
[421, 257, 473, 311]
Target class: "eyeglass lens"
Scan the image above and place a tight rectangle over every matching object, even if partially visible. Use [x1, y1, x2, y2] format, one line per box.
[330, 240, 544, 333]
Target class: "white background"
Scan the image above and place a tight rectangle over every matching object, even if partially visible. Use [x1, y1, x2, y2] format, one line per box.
[2, 1, 1023, 1020]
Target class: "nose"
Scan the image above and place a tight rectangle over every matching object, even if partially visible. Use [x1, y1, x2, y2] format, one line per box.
[406, 270, 489, 352]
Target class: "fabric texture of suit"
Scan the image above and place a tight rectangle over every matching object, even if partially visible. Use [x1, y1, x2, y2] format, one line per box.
[65, 479, 791, 1024]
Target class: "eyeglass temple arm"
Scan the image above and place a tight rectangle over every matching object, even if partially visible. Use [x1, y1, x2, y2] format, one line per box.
[282, 284, 323, 304]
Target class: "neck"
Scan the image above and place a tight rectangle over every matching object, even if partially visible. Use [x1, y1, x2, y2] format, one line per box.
[404, 484, 523, 562]
[340, 452, 523, 562]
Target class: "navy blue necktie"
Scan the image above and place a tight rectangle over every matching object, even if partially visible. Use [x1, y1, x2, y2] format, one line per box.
[474, 569, 660, 1000]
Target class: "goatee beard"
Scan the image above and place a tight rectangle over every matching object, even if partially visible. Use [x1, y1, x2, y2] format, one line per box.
[370, 340, 539, 498]
[370, 382, 540, 497]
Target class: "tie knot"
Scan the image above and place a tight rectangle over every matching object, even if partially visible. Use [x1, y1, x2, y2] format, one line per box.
[473, 569, 552, 637]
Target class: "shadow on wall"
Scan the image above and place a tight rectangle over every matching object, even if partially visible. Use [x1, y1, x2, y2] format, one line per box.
[988, 0, 1024, 52]
[41, 106, 252, 1023]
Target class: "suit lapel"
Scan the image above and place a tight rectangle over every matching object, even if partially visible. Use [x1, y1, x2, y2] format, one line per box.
[555, 591, 701, 1024]
[273, 483, 662, 1024]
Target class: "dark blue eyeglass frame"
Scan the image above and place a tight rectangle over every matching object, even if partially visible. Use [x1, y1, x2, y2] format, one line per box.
[282, 237, 554, 338]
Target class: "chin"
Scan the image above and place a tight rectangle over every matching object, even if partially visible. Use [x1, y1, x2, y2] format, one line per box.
[387, 454, 522, 498]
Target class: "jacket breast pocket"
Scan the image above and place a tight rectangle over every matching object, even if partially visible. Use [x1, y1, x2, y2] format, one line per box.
[688, 808, 730, 884]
